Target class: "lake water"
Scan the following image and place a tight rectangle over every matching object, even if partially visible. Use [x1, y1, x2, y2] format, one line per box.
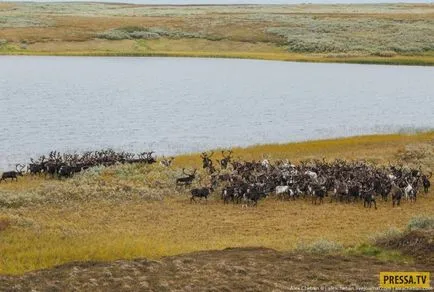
[0, 56, 433, 169]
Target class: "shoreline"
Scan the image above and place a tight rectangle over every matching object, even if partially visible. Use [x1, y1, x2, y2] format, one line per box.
[1, 131, 433, 170]
[2, 50, 434, 66]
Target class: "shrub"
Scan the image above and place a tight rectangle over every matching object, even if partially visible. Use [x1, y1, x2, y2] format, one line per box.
[407, 216, 434, 231]
[266, 17, 434, 54]
[371, 227, 403, 245]
[129, 31, 160, 40]
[96, 30, 131, 40]
[118, 26, 148, 33]
[0, 39, 7, 46]
[96, 27, 203, 41]
[373, 51, 398, 57]
[296, 239, 343, 254]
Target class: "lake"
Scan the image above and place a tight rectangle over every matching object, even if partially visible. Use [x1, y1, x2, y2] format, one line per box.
[0, 56, 433, 169]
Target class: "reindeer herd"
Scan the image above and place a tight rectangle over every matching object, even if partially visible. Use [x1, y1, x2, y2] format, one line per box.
[0, 149, 158, 182]
[184, 150, 432, 209]
[1, 148, 431, 210]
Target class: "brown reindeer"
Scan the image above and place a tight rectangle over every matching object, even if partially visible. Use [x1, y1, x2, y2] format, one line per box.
[0, 164, 25, 183]
[176, 169, 197, 187]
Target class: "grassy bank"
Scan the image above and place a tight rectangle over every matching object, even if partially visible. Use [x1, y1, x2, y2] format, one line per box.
[1, 132, 433, 275]
[1, 3, 433, 65]
[2, 48, 434, 66]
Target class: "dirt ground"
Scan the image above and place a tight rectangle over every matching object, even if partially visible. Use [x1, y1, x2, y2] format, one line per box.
[1, 246, 432, 292]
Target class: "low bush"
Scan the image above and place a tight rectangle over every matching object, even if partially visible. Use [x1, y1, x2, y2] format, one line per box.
[370, 227, 403, 245]
[407, 216, 434, 231]
[96, 30, 131, 40]
[296, 239, 343, 254]
[96, 27, 204, 41]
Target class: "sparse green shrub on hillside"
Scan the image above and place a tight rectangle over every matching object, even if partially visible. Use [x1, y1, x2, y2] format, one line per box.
[296, 239, 343, 254]
[129, 31, 160, 40]
[407, 216, 434, 231]
[96, 30, 131, 40]
[266, 17, 434, 54]
[371, 227, 403, 245]
[96, 27, 203, 41]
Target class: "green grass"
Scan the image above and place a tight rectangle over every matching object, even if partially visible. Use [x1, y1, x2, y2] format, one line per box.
[346, 244, 413, 263]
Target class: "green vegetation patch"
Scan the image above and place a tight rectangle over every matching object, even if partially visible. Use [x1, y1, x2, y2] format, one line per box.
[0, 15, 51, 28]
[407, 216, 434, 231]
[296, 239, 344, 254]
[96, 26, 204, 41]
[266, 17, 434, 55]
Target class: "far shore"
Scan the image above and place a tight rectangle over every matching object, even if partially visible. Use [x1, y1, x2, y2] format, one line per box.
[1, 2, 433, 66]
[2, 48, 434, 66]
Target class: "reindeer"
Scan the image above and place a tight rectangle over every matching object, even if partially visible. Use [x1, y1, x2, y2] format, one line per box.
[403, 179, 417, 202]
[0, 164, 25, 182]
[311, 184, 326, 205]
[143, 151, 157, 164]
[362, 186, 377, 209]
[332, 180, 348, 203]
[200, 151, 216, 174]
[200, 151, 214, 169]
[422, 172, 431, 194]
[58, 165, 76, 179]
[241, 186, 266, 208]
[217, 150, 233, 169]
[160, 156, 175, 167]
[190, 186, 214, 203]
[391, 182, 402, 207]
[176, 169, 197, 187]
[28, 156, 46, 175]
[221, 186, 236, 204]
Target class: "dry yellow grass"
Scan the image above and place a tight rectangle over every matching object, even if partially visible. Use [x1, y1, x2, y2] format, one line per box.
[174, 132, 434, 168]
[25, 38, 286, 54]
[5, 45, 434, 66]
[1, 132, 433, 275]
[2, 196, 433, 275]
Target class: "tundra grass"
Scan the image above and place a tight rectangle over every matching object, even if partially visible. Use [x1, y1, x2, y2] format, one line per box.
[0, 132, 433, 275]
[1, 3, 433, 66]
[2, 47, 434, 66]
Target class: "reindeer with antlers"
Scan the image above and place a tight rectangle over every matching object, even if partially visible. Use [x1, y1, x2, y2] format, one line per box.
[141, 151, 157, 164]
[422, 172, 432, 194]
[0, 164, 25, 182]
[217, 150, 233, 169]
[28, 156, 46, 175]
[176, 169, 197, 187]
[200, 151, 216, 174]
[160, 156, 175, 167]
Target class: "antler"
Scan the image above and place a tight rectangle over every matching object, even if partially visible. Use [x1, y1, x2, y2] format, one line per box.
[16, 164, 25, 172]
